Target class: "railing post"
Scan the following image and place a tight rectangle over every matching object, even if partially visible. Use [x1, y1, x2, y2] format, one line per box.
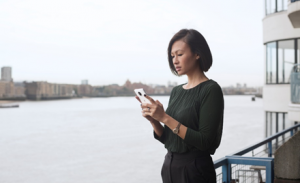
[222, 163, 231, 183]
[291, 129, 294, 137]
[222, 165, 227, 183]
[266, 159, 274, 183]
[268, 141, 272, 157]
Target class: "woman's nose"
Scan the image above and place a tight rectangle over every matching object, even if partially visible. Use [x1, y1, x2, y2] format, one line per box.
[173, 56, 179, 64]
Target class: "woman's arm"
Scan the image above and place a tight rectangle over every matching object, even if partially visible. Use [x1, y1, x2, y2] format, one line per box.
[145, 83, 224, 151]
[161, 114, 188, 140]
[182, 84, 224, 151]
[150, 120, 164, 137]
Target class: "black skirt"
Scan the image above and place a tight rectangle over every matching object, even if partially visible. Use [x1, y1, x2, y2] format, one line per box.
[161, 150, 216, 183]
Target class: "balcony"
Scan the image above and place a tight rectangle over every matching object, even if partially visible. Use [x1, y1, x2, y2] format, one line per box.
[214, 124, 300, 183]
[288, 64, 300, 121]
[291, 64, 300, 104]
[288, 0, 300, 28]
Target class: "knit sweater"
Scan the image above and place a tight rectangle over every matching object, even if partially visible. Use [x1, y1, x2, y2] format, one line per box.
[154, 79, 224, 155]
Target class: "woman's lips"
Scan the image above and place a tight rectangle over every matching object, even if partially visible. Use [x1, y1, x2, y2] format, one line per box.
[176, 67, 181, 71]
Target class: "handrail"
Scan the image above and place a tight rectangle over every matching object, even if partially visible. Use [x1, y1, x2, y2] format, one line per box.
[214, 123, 300, 168]
[213, 123, 300, 183]
[229, 123, 300, 156]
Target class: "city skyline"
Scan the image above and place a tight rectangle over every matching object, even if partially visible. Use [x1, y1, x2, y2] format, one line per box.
[1, 66, 261, 88]
[0, 0, 265, 88]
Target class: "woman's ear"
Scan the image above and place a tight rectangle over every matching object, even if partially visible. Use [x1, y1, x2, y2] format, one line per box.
[196, 54, 200, 60]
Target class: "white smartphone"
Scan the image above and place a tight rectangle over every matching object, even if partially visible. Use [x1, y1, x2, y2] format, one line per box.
[134, 88, 151, 104]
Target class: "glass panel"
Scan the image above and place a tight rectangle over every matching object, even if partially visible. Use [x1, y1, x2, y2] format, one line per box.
[272, 112, 276, 136]
[285, 113, 294, 129]
[278, 113, 283, 132]
[277, 0, 284, 11]
[277, 0, 288, 11]
[266, 0, 277, 15]
[266, 42, 277, 83]
[278, 40, 295, 83]
[266, 112, 270, 137]
[283, 0, 288, 10]
[297, 39, 300, 64]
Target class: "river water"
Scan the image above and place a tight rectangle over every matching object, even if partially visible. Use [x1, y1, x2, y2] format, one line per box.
[0, 95, 264, 183]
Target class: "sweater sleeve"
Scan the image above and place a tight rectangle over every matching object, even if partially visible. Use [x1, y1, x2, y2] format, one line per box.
[153, 87, 176, 144]
[183, 83, 224, 151]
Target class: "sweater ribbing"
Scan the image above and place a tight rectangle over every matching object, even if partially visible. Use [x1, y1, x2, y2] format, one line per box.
[154, 79, 224, 154]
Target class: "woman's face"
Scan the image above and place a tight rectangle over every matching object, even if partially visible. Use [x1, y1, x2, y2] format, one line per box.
[171, 40, 199, 76]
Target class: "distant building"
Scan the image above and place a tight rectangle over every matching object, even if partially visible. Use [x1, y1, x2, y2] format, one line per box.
[0, 67, 25, 99]
[24, 81, 76, 100]
[1, 67, 12, 82]
[81, 80, 88, 85]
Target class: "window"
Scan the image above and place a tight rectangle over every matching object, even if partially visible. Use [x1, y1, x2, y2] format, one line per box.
[265, 112, 293, 137]
[278, 40, 295, 83]
[266, 39, 299, 84]
[277, 0, 288, 12]
[265, 0, 276, 15]
[266, 42, 277, 84]
[296, 39, 300, 64]
[265, 0, 288, 15]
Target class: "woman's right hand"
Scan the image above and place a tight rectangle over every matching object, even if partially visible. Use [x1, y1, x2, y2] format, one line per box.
[135, 95, 159, 124]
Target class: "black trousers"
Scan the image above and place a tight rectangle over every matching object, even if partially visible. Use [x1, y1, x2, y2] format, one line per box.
[161, 150, 216, 183]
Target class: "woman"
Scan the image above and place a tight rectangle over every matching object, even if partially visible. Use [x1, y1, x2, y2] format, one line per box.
[135, 29, 224, 183]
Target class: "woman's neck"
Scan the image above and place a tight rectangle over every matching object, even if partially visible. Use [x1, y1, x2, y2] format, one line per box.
[184, 69, 208, 89]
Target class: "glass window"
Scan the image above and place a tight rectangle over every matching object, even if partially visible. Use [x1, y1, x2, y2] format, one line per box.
[278, 113, 284, 132]
[266, 42, 277, 83]
[266, 112, 271, 137]
[297, 39, 300, 64]
[278, 40, 295, 83]
[265, 0, 277, 15]
[266, 112, 289, 138]
[272, 112, 276, 135]
[277, 0, 288, 11]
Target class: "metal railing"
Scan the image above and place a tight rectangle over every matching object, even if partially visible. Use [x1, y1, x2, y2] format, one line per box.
[291, 64, 300, 104]
[214, 123, 300, 183]
[291, 0, 300, 2]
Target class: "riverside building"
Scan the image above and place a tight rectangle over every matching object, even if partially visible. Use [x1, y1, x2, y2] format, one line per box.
[1, 67, 12, 82]
[263, 0, 300, 137]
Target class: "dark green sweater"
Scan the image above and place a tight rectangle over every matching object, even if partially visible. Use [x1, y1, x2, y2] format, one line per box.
[154, 79, 224, 155]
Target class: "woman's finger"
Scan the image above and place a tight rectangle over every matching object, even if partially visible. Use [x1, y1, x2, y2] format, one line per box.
[142, 110, 150, 117]
[141, 102, 154, 109]
[144, 94, 156, 104]
[156, 100, 162, 106]
[135, 96, 141, 103]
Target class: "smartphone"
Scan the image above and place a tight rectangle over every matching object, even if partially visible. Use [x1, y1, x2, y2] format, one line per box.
[134, 88, 151, 104]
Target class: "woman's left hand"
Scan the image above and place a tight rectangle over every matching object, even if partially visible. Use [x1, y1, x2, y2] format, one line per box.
[141, 94, 167, 122]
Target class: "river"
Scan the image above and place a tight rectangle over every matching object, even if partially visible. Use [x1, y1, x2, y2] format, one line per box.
[0, 95, 264, 183]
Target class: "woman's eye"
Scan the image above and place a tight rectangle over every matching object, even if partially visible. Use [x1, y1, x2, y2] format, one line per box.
[178, 54, 183, 56]
[171, 56, 175, 58]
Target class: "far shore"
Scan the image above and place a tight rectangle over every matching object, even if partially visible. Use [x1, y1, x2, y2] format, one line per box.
[0, 100, 22, 105]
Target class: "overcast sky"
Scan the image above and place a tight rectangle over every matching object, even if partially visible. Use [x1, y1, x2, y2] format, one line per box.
[0, 0, 265, 87]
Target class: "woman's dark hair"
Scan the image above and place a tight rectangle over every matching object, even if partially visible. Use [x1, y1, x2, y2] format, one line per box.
[167, 29, 212, 76]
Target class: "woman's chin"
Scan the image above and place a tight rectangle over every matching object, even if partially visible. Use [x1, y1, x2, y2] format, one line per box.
[177, 71, 185, 76]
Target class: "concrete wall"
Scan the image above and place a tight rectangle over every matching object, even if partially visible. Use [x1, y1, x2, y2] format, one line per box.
[263, 11, 300, 44]
[263, 84, 290, 112]
[288, 103, 300, 122]
[274, 131, 300, 179]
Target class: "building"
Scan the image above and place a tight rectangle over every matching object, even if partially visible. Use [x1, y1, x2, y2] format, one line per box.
[1, 67, 12, 82]
[0, 81, 14, 98]
[263, 0, 300, 138]
[24, 81, 75, 100]
[81, 80, 88, 85]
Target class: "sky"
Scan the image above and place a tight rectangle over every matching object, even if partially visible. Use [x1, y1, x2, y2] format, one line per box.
[0, 0, 265, 87]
